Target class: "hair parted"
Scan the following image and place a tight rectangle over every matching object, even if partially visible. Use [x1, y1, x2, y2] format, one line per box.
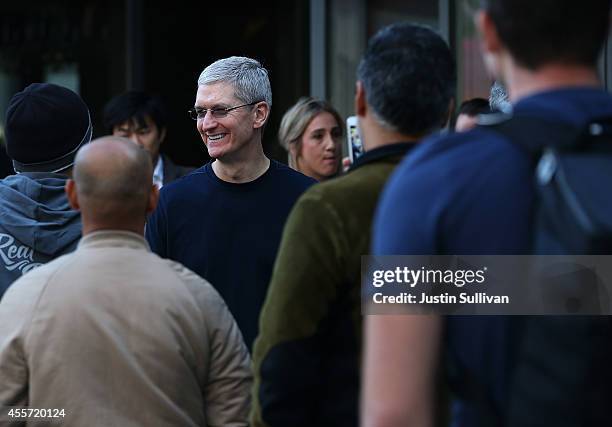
[482, 0, 611, 70]
[357, 22, 456, 136]
[197, 56, 272, 107]
[278, 97, 343, 169]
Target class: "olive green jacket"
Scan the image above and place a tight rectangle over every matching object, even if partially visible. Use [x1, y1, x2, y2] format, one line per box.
[251, 142, 415, 427]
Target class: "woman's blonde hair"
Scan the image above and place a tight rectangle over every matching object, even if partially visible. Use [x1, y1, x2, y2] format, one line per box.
[278, 97, 344, 170]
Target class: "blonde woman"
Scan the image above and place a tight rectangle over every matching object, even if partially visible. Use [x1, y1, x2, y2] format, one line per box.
[278, 97, 343, 181]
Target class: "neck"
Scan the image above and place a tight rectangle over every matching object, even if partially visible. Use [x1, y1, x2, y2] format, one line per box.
[81, 218, 146, 237]
[212, 141, 270, 183]
[360, 117, 421, 152]
[503, 61, 601, 103]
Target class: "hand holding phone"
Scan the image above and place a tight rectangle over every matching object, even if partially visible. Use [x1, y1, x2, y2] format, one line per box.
[346, 116, 364, 164]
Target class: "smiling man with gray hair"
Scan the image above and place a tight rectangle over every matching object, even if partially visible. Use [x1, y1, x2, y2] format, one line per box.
[146, 56, 315, 350]
[0, 137, 251, 426]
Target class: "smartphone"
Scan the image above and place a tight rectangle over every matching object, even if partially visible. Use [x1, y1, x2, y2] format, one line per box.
[346, 116, 364, 163]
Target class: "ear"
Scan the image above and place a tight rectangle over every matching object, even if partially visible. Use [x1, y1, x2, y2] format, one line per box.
[158, 127, 167, 144]
[288, 141, 299, 157]
[476, 10, 502, 55]
[355, 81, 367, 118]
[146, 184, 159, 214]
[65, 179, 80, 211]
[253, 102, 270, 130]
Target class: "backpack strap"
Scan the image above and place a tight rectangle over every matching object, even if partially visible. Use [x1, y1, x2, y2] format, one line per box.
[480, 113, 612, 157]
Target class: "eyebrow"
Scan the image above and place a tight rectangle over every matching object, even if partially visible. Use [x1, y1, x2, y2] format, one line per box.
[194, 103, 229, 110]
[310, 126, 341, 133]
[115, 124, 150, 132]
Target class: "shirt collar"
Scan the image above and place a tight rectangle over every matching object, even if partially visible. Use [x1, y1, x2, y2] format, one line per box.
[348, 142, 417, 172]
[77, 230, 150, 251]
[153, 155, 164, 189]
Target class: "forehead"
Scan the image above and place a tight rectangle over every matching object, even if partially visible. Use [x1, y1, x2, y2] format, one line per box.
[195, 81, 238, 107]
[306, 111, 340, 131]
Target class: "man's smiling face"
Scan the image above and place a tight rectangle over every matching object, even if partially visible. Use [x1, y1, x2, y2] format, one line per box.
[194, 81, 258, 160]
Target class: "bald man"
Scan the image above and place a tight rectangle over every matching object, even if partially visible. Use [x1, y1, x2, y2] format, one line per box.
[0, 137, 251, 427]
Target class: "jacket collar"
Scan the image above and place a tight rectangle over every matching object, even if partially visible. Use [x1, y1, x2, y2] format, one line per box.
[77, 230, 149, 251]
[348, 142, 417, 172]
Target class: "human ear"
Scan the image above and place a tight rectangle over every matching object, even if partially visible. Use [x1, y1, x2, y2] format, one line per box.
[253, 102, 270, 129]
[65, 179, 80, 210]
[355, 81, 367, 118]
[147, 184, 159, 214]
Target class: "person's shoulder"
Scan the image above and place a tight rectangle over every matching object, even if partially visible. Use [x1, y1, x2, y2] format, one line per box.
[424, 126, 517, 156]
[299, 168, 363, 203]
[160, 257, 226, 307]
[159, 164, 208, 197]
[398, 126, 525, 179]
[162, 154, 197, 180]
[21, 252, 73, 281]
[269, 159, 317, 187]
[1, 253, 73, 306]
[381, 126, 531, 218]
[285, 172, 363, 229]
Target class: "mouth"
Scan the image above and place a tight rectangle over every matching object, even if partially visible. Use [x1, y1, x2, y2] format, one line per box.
[323, 156, 337, 163]
[206, 133, 227, 142]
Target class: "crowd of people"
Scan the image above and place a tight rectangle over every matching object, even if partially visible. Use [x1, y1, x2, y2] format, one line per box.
[0, 0, 611, 426]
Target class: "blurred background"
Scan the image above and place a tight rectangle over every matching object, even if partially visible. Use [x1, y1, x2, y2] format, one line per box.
[0, 0, 610, 176]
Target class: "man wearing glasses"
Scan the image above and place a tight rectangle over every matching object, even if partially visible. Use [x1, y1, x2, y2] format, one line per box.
[146, 56, 315, 350]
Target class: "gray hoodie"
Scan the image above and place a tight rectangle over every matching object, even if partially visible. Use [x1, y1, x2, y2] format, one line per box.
[0, 172, 81, 298]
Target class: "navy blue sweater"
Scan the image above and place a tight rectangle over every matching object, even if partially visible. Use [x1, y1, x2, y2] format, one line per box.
[146, 160, 315, 349]
[372, 87, 612, 426]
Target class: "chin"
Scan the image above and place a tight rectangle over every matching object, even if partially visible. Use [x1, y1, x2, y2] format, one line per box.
[321, 166, 339, 177]
[317, 170, 337, 181]
[206, 148, 223, 159]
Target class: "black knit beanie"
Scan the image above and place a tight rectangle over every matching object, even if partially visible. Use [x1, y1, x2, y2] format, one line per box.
[5, 83, 92, 173]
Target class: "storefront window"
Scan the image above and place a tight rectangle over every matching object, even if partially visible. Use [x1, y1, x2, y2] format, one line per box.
[454, 0, 491, 106]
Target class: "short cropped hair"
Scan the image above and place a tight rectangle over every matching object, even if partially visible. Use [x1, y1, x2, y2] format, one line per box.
[482, 0, 611, 70]
[74, 138, 153, 218]
[458, 98, 490, 117]
[278, 97, 344, 169]
[103, 91, 167, 134]
[198, 56, 272, 108]
[357, 23, 455, 137]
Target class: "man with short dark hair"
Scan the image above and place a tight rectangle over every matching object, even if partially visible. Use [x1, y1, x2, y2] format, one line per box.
[103, 91, 194, 188]
[0, 137, 252, 426]
[0, 83, 91, 297]
[454, 97, 490, 132]
[362, 1, 612, 426]
[146, 56, 315, 350]
[251, 23, 455, 427]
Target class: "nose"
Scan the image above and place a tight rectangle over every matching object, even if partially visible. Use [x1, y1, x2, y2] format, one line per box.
[199, 111, 218, 133]
[127, 133, 143, 147]
[323, 133, 336, 152]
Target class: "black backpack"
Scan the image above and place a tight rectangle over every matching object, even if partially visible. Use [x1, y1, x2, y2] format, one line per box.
[487, 113, 612, 254]
[449, 114, 612, 427]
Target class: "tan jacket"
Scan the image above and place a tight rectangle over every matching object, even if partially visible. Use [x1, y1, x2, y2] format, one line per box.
[0, 230, 251, 427]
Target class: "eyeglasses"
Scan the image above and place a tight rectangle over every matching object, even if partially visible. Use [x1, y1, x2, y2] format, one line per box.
[188, 101, 261, 120]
